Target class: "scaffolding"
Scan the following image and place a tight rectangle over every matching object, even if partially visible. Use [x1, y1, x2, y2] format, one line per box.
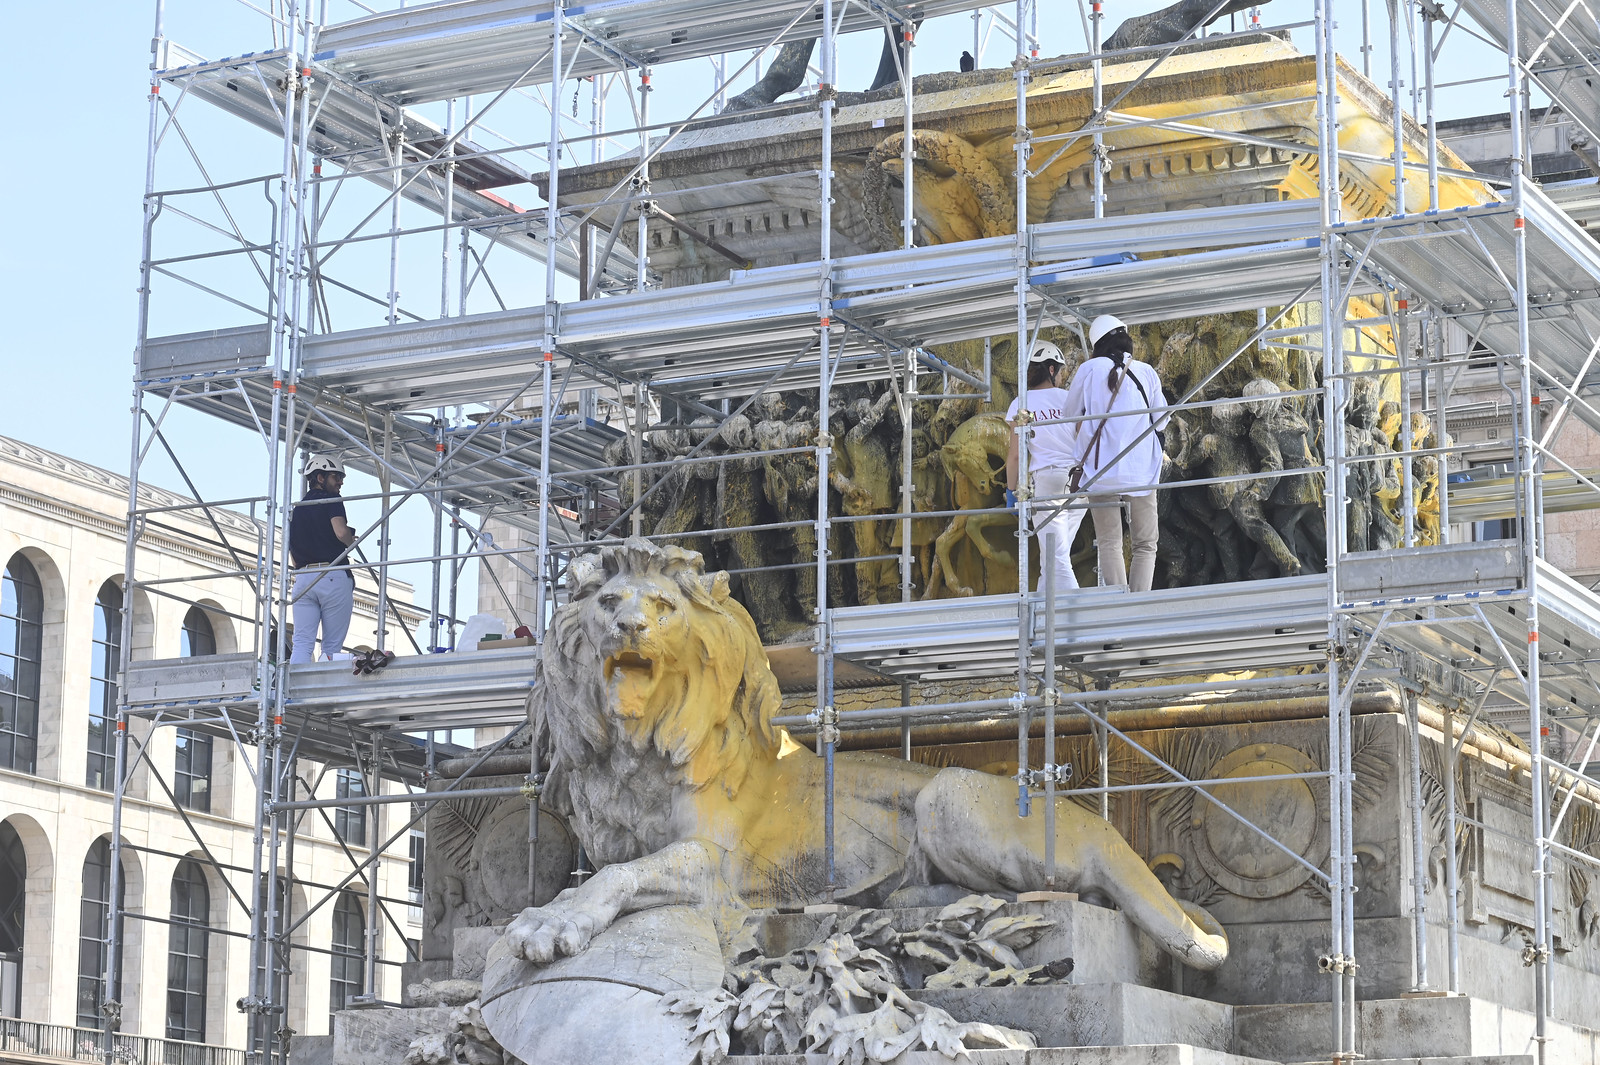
[114, 2, 1600, 1064]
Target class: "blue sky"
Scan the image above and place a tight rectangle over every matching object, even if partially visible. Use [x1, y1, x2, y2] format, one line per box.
[0, 1, 1511, 634]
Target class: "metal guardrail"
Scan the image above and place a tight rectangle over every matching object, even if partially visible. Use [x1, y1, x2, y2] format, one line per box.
[0, 1020, 242, 1065]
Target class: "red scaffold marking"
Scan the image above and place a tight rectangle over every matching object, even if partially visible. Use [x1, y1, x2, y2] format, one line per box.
[117, 720, 127, 732]
[544, 351, 554, 362]
[820, 317, 832, 329]
[287, 383, 297, 394]
[1514, 217, 1525, 230]
[1529, 630, 1540, 643]
[272, 379, 283, 390]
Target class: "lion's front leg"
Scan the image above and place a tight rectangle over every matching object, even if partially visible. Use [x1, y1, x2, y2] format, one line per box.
[504, 839, 727, 964]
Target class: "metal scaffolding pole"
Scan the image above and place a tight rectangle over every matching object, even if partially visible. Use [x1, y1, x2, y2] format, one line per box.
[1504, 4, 1552, 1060]
[817, 0, 839, 903]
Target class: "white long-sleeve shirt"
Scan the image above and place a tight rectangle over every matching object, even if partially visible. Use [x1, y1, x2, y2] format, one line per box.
[1062, 355, 1169, 496]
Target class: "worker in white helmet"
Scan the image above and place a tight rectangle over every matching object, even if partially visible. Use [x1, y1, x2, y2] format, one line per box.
[1062, 314, 1169, 592]
[1004, 339, 1087, 592]
[289, 455, 358, 662]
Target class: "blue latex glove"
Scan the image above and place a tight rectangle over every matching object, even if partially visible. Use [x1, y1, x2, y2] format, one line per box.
[1004, 488, 1018, 511]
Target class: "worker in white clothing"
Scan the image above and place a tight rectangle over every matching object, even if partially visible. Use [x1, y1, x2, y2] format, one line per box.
[1063, 314, 1169, 592]
[1004, 340, 1086, 592]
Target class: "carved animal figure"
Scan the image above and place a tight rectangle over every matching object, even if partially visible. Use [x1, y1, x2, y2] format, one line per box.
[503, 540, 1228, 984]
[929, 413, 1019, 598]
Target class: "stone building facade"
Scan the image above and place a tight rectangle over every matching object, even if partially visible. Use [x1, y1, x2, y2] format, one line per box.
[0, 435, 423, 1054]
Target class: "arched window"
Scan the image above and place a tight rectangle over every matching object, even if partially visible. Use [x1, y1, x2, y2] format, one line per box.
[0, 554, 43, 774]
[77, 839, 125, 1029]
[0, 822, 25, 1018]
[329, 892, 365, 1012]
[180, 607, 216, 658]
[87, 581, 122, 791]
[167, 861, 209, 1043]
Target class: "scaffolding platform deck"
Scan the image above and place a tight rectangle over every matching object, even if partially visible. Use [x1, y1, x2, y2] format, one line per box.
[314, 0, 993, 104]
[1343, 553, 1600, 720]
[140, 200, 1328, 409]
[1346, 187, 1600, 434]
[122, 646, 540, 745]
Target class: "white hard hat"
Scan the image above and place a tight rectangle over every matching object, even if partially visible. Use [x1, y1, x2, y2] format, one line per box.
[1027, 340, 1066, 365]
[1088, 314, 1127, 347]
[303, 455, 344, 477]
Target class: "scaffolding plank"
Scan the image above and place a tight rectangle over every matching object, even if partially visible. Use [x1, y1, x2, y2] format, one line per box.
[314, 0, 993, 105]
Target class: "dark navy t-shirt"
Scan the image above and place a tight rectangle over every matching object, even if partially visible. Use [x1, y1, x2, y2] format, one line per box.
[290, 488, 348, 566]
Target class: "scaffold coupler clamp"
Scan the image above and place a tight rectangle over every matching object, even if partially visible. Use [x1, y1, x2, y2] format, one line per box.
[1317, 953, 1359, 975]
[100, 999, 122, 1027]
[818, 705, 840, 746]
[1091, 142, 1112, 174]
[816, 82, 838, 103]
[520, 775, 541, 802]
[1521, 942, 1550, 967]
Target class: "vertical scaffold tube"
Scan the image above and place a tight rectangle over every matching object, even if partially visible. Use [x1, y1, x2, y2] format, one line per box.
[1444, 702, 1462, 992]
[536, 0, 563, 641]
[114, 0, 168, 1048]
[366, 732, 384, 998]
[1012, 0, 1033, 822]
[1313, 0, 1352, 1055]
[1504, 3, 1550, 1058]
[1404, 689, 1429, 989]
[901, 18, 915, 249]
[1042, 532, 1057, 889]
[1422, 6, 1439, 210]
[1388, 0, 1407, 212]
[1397, 292, 1416, 546]
[818, 0, 838, 902]
[1090, 1, 1104, 219]
[636, 66, 652, 292]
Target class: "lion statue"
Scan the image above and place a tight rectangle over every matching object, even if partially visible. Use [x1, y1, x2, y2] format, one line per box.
[504, 538, 1228, 973]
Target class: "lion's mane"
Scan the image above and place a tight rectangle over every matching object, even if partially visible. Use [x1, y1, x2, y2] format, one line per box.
[529, 540, 785, 862]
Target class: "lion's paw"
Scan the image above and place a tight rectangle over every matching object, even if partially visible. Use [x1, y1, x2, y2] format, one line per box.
[504, 903, 606, 964]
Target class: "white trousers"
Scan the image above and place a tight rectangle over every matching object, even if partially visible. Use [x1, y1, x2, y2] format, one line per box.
[291, 567, 354, 663]
[1030, 467, 1086, 593]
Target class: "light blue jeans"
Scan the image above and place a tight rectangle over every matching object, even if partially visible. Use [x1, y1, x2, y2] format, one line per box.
[290, 567, 354, 663]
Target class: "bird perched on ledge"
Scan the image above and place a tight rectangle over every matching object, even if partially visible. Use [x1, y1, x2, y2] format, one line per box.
[959, 50, 976, 72]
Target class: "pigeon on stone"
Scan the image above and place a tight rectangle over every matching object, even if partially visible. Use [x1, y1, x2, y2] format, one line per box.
[959, 50, 976, 72]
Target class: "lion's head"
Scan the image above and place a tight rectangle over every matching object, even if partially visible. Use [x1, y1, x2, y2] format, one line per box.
[535, 539, 783, 800]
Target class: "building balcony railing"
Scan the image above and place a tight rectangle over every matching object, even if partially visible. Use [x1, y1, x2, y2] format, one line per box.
[0, 1020, 242, 1065]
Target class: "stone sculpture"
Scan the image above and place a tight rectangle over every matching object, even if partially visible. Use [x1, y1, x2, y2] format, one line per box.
[928, 412, 1018, 598]
[829, 391, 901, 606]
[712, 412, 796, 638]
[501, 538, 1227, 973]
